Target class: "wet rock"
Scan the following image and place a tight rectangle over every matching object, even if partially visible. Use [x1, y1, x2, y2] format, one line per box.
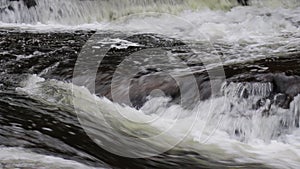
[0, 29, 94, 83]
[0, 74, 28, 90]
[253, 98, 266, 110]
[272, 92, 293, 109]
[24, 0, 37, 8]
[237, 0, 248, 6]
[273, 74, 300, 97]
[94, 34, 190, 108]
[1, 29, 300, 110]
[229, 73, 300, 109]
[9, 0, 37, 8]
[225, 51, 300, 109]
[129, 75, 180, 108]
[7, 5, 14, 11]
[274, 93, 287, 107]
[241, 88, 249, 99]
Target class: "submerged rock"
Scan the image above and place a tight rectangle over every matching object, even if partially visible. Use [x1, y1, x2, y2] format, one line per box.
[1, 29, 299, 111]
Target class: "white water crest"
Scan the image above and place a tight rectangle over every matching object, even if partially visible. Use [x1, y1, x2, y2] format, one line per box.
[0, 0, 239, 24]
[16, 74, 300, 169]
[0, 0, 300, 24]
[0, 1, 299, 65]
[100, 6, 300, 67]
[0, 147, 104, 169]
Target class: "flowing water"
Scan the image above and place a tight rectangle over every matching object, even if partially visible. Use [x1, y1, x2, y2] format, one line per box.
[0, 0, 300, 168]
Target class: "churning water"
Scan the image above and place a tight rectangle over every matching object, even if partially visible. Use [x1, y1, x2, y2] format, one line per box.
[0, 0, 300, 168]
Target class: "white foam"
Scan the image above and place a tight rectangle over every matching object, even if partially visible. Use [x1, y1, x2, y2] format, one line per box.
[2, 6, 299, 66]
[0, 147, 104, 169]
[97, 38, 142, 49]
[0, 0, 239, 24]
[16, 74, 300, 168]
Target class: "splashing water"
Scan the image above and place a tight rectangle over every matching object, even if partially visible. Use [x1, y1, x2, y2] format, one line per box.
[15, 74, 300, 169]
[0, 0, 300, 24]
[1, 0, 300, 168]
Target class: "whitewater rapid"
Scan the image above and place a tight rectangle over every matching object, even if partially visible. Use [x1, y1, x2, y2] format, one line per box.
[15, 73, 300, 169]
[0, 4, 299, 68]
[0, 147, 103, 169]
[1, 0, 300, 24]
[1, 0, 300, 168]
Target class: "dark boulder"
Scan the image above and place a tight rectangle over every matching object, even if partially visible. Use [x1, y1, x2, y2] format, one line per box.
[8, 5, 14, 11]
[237, 0, 249, 6]
[274, 93, 291, 108]
[9, 0, 37, 8]
[23, 0, 37, 8]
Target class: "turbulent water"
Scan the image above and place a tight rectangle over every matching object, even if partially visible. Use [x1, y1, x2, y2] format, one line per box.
[0, 0, 300, 168]
[1, 0, 300, 24]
